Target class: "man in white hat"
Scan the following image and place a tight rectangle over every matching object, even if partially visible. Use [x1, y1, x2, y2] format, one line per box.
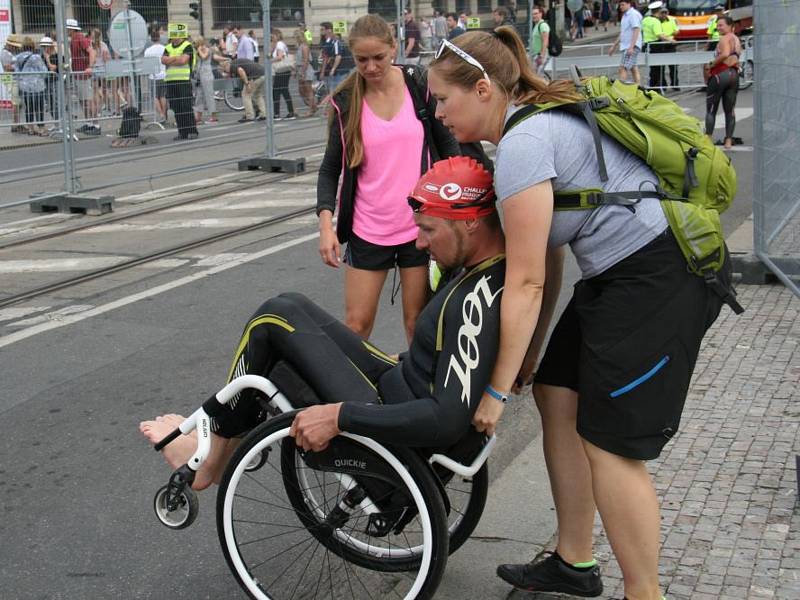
[2, 34, 23, 132]
[65, 18, 99, 134]
[39, 36, 59, 121]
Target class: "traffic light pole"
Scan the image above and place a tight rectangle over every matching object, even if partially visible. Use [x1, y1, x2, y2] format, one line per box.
[189, 2, 204, 37]
[237, 0, 306, 174]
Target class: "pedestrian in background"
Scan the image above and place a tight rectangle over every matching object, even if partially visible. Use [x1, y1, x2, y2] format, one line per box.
[419, 17, 433, 51]
[249, 30, 260, 63]
[608, 0, 643, 84]
[705, 15, 741, 150]
[237, 28, 256, 61]
[40, 36, 59, 123]
[224, 58, 266, 122]
[15, 37, 48, 136]
[316, 14, 464, 342]
[144, 30, 168, 124]
[403, 8, 421, 65]
[294, 28, 317, 117]
[90, 28, 110, 117]
[432, 9, 447, 50]
[660, 6, 680, 89]
[225, 24, 239, 58]
[161, 23, 198, 141]
[446, 12, 465, 40]
[270, 30, 296, 121]
[530, 5, 550, 76]
[599, 0, 611, 31]
[642, 1, 670, 92]
[193, 37, 217, 125]
[66, 19, 99, 134]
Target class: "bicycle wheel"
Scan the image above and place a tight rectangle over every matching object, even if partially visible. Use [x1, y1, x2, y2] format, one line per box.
[738, 60, 753, 91]
[217, 412, 449, 600]
[224, 89, 244, 112]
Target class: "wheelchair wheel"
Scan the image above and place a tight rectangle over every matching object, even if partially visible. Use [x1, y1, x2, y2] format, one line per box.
[217, 412, 449, 600]
[440, 462, 488, 555]
[224, 89, 244, 112]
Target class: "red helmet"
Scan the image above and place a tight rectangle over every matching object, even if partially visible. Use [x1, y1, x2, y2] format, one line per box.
[408, 157, 496, 220]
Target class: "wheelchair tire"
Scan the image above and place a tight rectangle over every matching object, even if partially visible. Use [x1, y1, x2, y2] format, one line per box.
[216, 412, 449, 600]
[441, 462, 488, 555]
[224, 89, 245, 112]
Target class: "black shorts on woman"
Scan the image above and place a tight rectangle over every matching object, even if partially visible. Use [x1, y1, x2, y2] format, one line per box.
[535, 229, 730, 460]
[343, 232, 429, 270]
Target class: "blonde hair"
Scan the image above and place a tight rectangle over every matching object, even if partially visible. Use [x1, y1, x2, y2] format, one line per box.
[193, 36, 206, 48]
[293, 28, 307, 47]
[430, 26, 582, 106]
[335, 14, 395, 169]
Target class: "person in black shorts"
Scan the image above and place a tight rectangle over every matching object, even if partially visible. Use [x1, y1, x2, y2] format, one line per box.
[140, 157, 507, 490]
[316, 15, 468, 345]
[429, 26, 733, 600]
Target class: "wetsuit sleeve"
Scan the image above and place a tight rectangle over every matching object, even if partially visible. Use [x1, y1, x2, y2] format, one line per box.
[316, 112, 343, 216]
[338, 267, 504, 447]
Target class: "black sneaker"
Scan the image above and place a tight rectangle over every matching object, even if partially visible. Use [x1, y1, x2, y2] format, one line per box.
[283, 113, 297, 121]
[497, 551, 603, 597]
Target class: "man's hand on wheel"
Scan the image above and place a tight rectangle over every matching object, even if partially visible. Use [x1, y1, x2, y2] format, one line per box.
[290, 403, 343, 452]
[472, 392, 505, 437]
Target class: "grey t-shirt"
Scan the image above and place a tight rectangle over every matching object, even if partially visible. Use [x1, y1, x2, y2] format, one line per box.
[495, 107, 668, 279]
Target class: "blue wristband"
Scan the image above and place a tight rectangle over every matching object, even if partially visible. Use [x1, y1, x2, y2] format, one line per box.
[485, 384, 509, 403]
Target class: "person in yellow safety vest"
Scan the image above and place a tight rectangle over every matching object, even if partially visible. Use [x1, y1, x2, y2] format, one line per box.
[706, 4, 725, 50]
[161, 23, 198, 141]
[642, 1, 672, 91]
[659, 7, 680, 89]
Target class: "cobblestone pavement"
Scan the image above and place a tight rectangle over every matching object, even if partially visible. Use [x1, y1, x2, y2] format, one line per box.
[591, 283, 800, 599]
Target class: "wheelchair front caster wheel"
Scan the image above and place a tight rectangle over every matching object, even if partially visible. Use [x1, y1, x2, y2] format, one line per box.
[154, 484, 199, 529]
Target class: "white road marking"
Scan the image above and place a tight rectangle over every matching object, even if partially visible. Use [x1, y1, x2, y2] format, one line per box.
[163, 197, 313, 213]
[85, 217, 268, 233]
[11, 304, 94, 327]
[194, 253, 252, 266]
[0, 306, 51, 323]
[0, 233, 319, 349]
[115, 173, 244, 203]
[0, 257, 129, 274]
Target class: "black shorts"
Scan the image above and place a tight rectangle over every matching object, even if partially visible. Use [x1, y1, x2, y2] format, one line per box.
[535, 229, 728, 460]
[343, 232, 429, 271]
[155, 80, 168, 99]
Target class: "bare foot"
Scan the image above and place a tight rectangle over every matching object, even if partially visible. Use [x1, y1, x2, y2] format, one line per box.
[140, 414, 214, 490]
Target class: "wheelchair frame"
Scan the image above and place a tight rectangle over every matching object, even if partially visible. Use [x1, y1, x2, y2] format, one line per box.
[152, 374, 496, 599]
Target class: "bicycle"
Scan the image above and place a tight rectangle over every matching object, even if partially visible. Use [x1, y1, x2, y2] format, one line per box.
[152, 368, 495, 600]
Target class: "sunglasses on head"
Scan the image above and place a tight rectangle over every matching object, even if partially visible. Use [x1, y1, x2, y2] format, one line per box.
[434, 39, 491, 85]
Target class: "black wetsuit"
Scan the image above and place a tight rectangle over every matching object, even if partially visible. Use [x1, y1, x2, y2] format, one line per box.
[211, 255, 505, 449]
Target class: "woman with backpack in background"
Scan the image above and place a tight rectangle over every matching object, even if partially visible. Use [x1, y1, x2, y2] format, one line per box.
[294, 28, 317, 117]
[317, 14, 465, 343]
[705, 15, 741, 150]
[428, 25, 731, 599]
[15, 37, 48, 136]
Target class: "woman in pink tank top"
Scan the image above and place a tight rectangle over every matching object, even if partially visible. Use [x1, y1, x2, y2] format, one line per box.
[317, 15, 465, 343]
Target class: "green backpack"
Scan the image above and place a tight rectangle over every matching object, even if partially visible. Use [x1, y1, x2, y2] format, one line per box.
[503, 71, 743, 314]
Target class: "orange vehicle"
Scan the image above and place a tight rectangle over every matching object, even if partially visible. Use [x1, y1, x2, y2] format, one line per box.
[670, 0, 753, 41]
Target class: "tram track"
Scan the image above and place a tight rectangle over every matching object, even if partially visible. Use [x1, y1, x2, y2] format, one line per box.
[0, 139, 326, 250]
[0, 118, 327, 186]
[0, 204, 318, 310]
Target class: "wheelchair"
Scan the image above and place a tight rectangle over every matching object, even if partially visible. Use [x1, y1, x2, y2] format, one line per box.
[152, 366, 496, 600]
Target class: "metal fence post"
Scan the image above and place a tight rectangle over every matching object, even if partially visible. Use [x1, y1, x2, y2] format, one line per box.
[55, 0, 77, 195]
[28, 0, 115, 215]
[237, 0, 304, 173]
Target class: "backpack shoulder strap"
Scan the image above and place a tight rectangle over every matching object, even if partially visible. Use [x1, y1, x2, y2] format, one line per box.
[402, 65, 438, 170]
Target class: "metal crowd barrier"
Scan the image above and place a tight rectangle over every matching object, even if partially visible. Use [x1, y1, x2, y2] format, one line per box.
[544, 36, 754, 90]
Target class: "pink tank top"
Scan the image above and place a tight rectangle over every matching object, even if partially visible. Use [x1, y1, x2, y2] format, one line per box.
[352, 86, 424, 246]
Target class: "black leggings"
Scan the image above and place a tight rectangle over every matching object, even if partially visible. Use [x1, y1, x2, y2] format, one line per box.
[23, 91, 45, 125]
[705, 67, 738, 139]
[272, 70, 294, 116]
[212, 293, 393, 437]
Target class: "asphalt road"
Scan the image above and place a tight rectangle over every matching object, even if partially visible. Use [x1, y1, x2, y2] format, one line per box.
[0, 88, 755, 599]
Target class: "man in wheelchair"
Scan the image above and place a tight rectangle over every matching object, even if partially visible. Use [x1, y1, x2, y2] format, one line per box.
[140, 156, 506, 492]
